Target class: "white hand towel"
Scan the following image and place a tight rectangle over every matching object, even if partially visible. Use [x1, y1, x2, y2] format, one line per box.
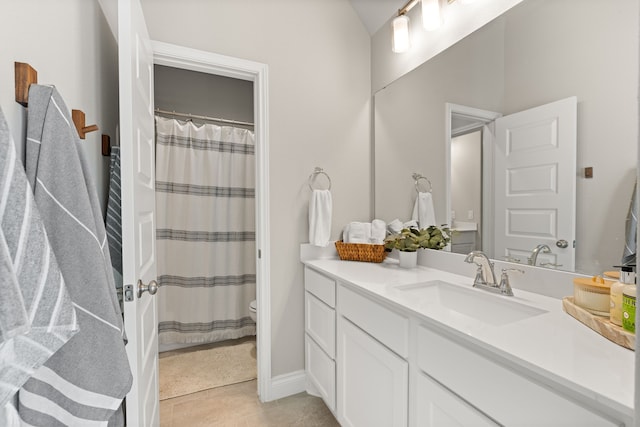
[412, 192, 436, 229]
[309, 189, 332, 246]
[346, 222, 371, 244]
[371, 219, 387, 244]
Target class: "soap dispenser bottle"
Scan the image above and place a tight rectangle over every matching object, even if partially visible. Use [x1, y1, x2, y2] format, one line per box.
[622, 267, 637, 332]
[610, 266, 634, 326]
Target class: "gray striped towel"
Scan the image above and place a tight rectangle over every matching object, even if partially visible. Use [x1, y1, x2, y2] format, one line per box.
[622, 181, 637, 266]
[0, 106, 79, 409]
[106, 146, 123, 312]
[20, 84, 132, 426]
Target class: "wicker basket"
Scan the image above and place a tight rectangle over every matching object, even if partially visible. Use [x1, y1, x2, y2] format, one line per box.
[335, 241, 387, 263]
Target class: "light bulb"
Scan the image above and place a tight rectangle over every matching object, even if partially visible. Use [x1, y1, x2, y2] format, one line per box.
[422, 0, 443, 31]
[392, 15, 411, 53]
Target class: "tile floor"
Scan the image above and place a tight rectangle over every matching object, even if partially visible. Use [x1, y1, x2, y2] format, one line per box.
[160, 379, 339, 427]
[159, 338, 339, 426]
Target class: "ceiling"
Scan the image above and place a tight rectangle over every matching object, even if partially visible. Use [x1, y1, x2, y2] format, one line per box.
[349, 0, 407, 35]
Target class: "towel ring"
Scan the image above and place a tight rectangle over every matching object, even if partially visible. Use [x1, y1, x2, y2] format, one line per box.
[308, 167, 332, 191]
[412, 173, 432, 193]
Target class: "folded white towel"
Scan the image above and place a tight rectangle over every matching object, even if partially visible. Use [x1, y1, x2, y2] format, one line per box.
[387, 219, 403, 234]
[412, 192, 436, 228]
[403, 220, 418, 229]
[346, 222, 371, 244]
[388, 219, 419, 234]
[309, 189, 332, 246]
[371, 219, 387, 244]
[342, 223, 351, 242]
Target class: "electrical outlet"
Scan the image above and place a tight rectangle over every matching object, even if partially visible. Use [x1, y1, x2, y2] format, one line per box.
[467, 210, 474, 220]
[451, 211, 456, 220]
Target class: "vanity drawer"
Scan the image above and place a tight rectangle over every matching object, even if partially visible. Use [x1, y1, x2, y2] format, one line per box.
[338, 284, 408, 358]
[306, 334, 336, 412]
[305, 267, 336, 308]
[305, 291, 336, 358]
[417, 325, 620, 426]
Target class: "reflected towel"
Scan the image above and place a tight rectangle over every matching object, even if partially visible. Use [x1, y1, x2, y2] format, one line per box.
[309, 189, 332, 246]
[412, 192, 436, 228]
[387, 219, 403, 234]
[387, 219, 418, 234]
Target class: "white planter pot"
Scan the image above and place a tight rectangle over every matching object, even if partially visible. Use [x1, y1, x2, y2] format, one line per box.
[398, 251, 418, 269]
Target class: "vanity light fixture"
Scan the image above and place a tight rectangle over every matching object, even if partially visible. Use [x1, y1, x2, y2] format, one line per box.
[422, 0, 443, 31]
[392, 14, 411, 53]
[392, 0, 419, 53]
[392, 0, 473, 53]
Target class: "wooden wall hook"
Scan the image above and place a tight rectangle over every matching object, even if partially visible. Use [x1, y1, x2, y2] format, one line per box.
[15, 62, 38, 107]
[102, 134, 111, 156]
[71, 109, 99, 139]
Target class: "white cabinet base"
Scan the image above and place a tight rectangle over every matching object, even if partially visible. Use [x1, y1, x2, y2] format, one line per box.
[337, 316, 408, 427]
[305, 336, 336, 412]
[415, 371, 498, 427]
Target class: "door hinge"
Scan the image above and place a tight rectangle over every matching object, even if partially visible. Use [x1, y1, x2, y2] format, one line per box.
[258, 249, 262, 259]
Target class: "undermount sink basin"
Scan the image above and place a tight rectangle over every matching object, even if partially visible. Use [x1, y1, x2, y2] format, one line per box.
[394, 280, 547, 326]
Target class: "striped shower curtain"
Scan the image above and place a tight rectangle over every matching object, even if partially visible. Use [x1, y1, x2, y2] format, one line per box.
[155, 116, 256, 345]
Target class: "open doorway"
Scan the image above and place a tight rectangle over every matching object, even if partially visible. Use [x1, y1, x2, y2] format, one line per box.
[153, 64, 257, 400]
[445, 103, 501, 255]
[152, 41, 271, 402]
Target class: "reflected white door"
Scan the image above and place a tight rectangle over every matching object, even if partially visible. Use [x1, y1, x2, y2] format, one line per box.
[119, 0, 159, 425]
[494, 97, 577, 270]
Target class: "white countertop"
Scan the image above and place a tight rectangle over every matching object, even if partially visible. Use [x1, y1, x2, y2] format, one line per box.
[303, 257, 635, 420]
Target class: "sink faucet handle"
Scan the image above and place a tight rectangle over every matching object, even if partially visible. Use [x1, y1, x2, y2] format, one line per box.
[498, 268, 524, 296]
[473, 265, 487, 286]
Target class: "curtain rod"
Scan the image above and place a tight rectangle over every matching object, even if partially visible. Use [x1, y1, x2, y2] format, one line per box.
[154, 108, 254, 127]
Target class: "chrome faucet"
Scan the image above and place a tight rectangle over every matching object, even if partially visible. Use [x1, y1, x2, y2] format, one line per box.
[464, 250, 498, 288]
[528, 244, 551, 266]
[464, 251, 519, 296]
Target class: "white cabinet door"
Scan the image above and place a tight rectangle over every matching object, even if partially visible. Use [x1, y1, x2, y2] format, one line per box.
[118, 0, 159, 425]
[306, 335, 336, 412]
[337, 316, 408, 427]
[415, 372, 498, 427]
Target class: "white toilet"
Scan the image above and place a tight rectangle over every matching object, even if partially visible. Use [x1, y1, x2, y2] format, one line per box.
[249, 300, 257, 322]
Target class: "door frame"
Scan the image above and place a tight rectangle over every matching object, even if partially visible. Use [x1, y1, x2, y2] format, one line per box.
[152, 41, 272, 401]
[445, 103, 501, 254]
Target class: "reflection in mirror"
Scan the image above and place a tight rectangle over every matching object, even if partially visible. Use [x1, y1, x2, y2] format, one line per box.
[447, 98, 578, 272]
[374, 0, 638, 275]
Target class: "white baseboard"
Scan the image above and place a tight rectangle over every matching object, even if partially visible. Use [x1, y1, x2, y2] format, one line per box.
[266, 370, 306, 401]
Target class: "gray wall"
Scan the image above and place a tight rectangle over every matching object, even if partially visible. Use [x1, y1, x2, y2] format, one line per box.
[0, 0, 119, 213]
[154, 65, 254, 128]
[374, 19, 505, 226]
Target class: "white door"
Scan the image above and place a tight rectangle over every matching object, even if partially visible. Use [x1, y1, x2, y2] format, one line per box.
[494, 97, 577, 270]
[337, 317, 408, 427]
[118, 0, 159, 425]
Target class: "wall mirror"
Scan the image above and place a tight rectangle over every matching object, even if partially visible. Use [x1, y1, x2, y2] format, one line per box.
[374, 0, 638, 275]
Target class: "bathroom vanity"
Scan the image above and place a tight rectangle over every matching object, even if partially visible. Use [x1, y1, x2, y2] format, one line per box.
[302, 255, 634, 427]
